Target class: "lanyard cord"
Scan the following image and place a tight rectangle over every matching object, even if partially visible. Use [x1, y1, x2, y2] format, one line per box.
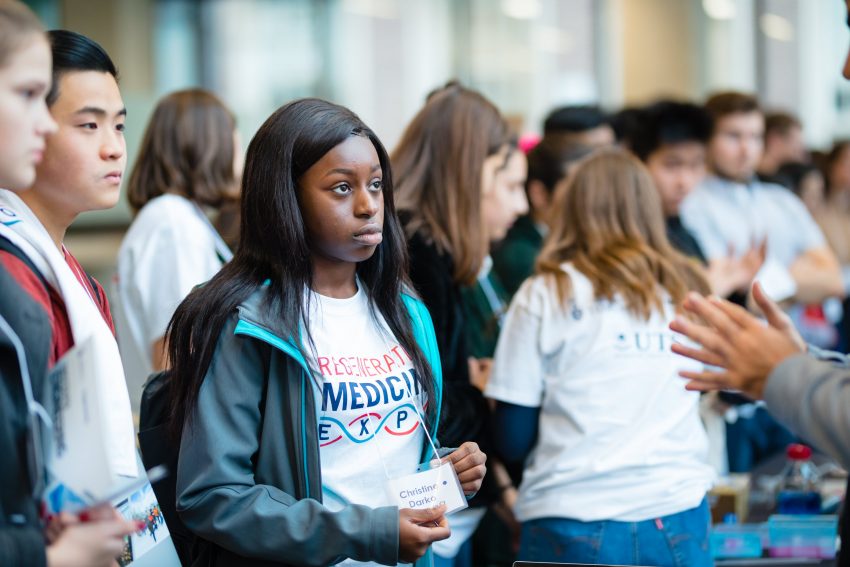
[478, 273, 506, 327]
[365, 374, 441, 481]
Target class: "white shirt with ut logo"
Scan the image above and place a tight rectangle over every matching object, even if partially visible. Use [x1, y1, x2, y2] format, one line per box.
[486, 262, 715, 523]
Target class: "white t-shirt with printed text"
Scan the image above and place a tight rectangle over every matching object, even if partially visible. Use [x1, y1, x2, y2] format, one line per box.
[485, 263, 715, 523]
[306, 285, 426, 567]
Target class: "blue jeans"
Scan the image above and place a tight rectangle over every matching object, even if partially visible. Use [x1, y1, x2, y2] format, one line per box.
[518, 498, 712, 567]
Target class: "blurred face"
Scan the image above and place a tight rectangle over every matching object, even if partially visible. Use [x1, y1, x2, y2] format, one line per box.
[708, 111, 764, 182]
[574, 125, 615, 148]
[830, 146, 850, 192]
[645, 141, 706, 217]
[0, 36, 56, 191]
[33, 71, 126, 218]
[769, 126, 805, 163]
[798, 171, 825, 213]
[482, 150, 528, 242]
[298, 135, 384, 266]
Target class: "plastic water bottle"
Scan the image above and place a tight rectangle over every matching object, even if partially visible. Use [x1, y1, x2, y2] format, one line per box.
[776, 444, 822, 514]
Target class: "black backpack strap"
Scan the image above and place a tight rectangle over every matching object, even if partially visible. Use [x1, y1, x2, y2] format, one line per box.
[0, 236, 51, 293]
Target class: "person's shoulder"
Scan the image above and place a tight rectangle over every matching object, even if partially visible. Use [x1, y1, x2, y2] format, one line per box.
[406, 229, 442, 260]
[680, 179, 714, 210]
[496, 228, 542, 258]
[0, 247, 51, 308]
[754, 178, 794, 195]
[513, 268, 569, 312]
[757, 181, 815, 214]
[133, 194, 208, 232]
[399, 290, 432, 326]
[125, 195, 214, 252]
[691, 176, 731, 199]
[505, 215, 543, 242]
[405, 230, 454, 284]
[141, 192, 196, 212]
[64, 249, 115, 330]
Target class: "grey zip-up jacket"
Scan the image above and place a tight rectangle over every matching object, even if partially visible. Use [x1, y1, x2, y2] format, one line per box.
[0, 243, 52, 567]
[764, 346, 850, 469]
[176, 286, 443, 566]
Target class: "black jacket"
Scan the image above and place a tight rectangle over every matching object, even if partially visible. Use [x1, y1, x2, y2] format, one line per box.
[0, 238, 51, 567]
[406, 231, 487, 445]
[406, 231, 497, 503]
[666, 216, 707, 265]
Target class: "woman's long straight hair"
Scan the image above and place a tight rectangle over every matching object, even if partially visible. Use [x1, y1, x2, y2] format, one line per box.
[537, 149, 710, 318]
[166, 98, 436, 437]
[393, 82, 512, 285]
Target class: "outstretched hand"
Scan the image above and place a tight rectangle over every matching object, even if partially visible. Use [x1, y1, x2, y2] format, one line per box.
[669, 282, 805, 399]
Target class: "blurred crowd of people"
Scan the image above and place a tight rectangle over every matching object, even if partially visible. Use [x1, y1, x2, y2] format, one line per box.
[4, 0, 850, 566]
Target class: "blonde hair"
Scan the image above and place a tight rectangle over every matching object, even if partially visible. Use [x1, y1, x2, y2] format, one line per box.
[537, 148, 709, 319]
[0, 0, 44, 68]
[393, 83, 512, 285]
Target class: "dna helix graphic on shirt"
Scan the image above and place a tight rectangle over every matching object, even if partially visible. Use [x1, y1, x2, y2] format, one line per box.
[317, 348, 427, 448]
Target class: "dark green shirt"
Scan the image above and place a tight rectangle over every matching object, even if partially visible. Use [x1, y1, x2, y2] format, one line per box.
[461, 262, 509, 358]
[491, 214, 545, 299]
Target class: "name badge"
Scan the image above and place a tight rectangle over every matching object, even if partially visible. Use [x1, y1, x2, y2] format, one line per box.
[386, 461, 468, 515]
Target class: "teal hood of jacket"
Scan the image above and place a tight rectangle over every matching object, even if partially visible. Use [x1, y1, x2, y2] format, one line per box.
[176, 285, 443, 567]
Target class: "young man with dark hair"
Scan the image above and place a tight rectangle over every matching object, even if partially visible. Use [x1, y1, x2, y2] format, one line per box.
[673, 4, 850, 563]
[630, 101, 712, 260]
[0, 28, 138, 567]
[758, 111, 806, 182]
[630, 100, 764, 298]
[681, 91, 842, 306]
[673, 0, 850, 475]
[678, 91, 842, 473]
[542, 105, 615, 148]
[491, 140, 592, 297]
[1, 29, 126, 356]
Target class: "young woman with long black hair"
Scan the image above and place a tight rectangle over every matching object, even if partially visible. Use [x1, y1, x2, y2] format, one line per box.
[167, 98, 486, 567]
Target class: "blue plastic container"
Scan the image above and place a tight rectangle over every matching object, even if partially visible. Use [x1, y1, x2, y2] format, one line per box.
[767, 514, 838, 559]
[710, 524, 765, 559]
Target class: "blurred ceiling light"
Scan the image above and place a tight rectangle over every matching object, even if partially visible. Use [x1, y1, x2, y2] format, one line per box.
[702, 0, 735, 20]
[341, 0, 399, 19]
[760, 13, 794, 42]
[501, 0, 541, 20]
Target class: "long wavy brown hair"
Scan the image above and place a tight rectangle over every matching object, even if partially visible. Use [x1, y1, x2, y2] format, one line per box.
[393, 82, 512, 285]
[537, 149, 709, 319]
